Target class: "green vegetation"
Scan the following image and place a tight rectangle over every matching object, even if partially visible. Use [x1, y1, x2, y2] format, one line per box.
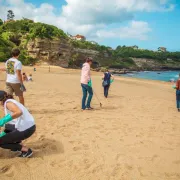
[71, 40, 112, 53]
[0, 36, 15, 62]
[0, 19, 3, 26]
[0, 17, 67, 65]
[113, 46, 180, 62]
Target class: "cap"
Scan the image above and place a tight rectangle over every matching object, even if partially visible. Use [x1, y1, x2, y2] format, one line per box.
[0, 91, 6, 101]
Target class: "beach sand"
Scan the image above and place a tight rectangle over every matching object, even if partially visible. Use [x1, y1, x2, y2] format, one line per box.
[0, 65, 180, 180]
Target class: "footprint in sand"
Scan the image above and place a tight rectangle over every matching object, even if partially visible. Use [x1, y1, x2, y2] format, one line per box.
[73, 146, 81, 151]
[0, 165, 15, 178]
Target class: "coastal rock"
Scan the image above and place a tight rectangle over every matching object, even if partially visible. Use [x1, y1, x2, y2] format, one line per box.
[27, 38, 72, 68]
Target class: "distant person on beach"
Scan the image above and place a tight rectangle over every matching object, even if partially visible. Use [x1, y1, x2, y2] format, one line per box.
[80, 57, 93, 110]
[0, 91, 36, 158]
[22, 72, 28, 82]
[28, 74, 33, 81]
[175, 74, 180, 112]
[102, 69, 114, 98]
[1, 48, 26, 105]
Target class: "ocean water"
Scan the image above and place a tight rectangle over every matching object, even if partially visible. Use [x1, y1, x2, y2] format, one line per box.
[121, 71, 180, 82]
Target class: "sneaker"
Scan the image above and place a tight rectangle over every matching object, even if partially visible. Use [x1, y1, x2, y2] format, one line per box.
[18, 149, 33, 158]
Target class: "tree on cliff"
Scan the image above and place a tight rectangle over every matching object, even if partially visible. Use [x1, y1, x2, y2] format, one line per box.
[0, 19, 3, 26]
[7, 10, 15, 21]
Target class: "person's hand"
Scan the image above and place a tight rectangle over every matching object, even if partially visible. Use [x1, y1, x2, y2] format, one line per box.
[172, 85, 176, 89]
[88, 80, 92, 87]
[20, 84, 26, 92]
[0, 131, 6, 137]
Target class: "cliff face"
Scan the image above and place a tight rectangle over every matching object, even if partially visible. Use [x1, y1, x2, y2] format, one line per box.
[26, 38, 111, 68]
[26, 38, 180, 71]
[27, 38, 72, 67]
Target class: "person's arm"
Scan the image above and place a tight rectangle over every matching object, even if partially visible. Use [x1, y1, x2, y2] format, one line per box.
[6, 102, 22, 119]
[102, 73, 105, 80]
[17, 70, 23, 84]
[0, 102, 22, 127]
[0, 66, 6, 71]
[176, 80, 179, 90]
[111, 74, 114, 80]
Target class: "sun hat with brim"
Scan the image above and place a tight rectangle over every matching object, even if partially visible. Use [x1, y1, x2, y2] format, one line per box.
[0, 91, 6, 101]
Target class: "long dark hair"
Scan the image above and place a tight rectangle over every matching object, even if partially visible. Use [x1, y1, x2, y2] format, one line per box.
[1, 92, 14, 105]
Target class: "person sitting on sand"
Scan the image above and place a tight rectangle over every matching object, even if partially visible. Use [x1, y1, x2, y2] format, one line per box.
[175, 74, 180, 112]
[28, 74, 33, 81]
[102, 69, 114, 98]
[0, 90, 36, 158]
[22, 72, 28, 82]
[80, 57, 93, 110]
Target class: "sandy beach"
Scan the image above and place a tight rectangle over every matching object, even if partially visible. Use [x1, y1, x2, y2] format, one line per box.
[0, 65, 180, 180]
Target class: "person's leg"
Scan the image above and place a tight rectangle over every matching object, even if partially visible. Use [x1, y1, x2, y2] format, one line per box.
[18, 95, 24, 105]
[106, 85, 110, 98]
[0, 130, 24, 151]
[0, 125, 36, 156]
[86, 86, 93, 108]
[81, 84, 87, 110]
[104, 86, 106, 97]
[12, 83, 25, 105]
[6, 83, 14, 96]
[104, 86, 109, 98]
[176, 92, 180, 111]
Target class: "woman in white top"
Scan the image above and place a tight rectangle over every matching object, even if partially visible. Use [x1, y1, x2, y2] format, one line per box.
[0, 91, 36, 158]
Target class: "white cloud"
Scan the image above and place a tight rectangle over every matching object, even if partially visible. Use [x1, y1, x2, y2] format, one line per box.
[0, 0, 175, 41]
[62, 0, 174, 24]
[96, 21, 152, 40]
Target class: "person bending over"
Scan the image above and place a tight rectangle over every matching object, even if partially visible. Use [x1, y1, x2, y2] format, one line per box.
[0, 91, 36, 158]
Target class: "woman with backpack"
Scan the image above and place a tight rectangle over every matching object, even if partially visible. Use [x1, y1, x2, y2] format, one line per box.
[102, 69, 114, 98]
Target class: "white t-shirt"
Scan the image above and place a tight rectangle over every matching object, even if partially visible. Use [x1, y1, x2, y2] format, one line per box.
[5, 58, 22, 83]
[4, 99, 35, 132]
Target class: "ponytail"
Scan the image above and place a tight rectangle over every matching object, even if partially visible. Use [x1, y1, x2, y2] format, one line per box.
[1, 93, 14, 105]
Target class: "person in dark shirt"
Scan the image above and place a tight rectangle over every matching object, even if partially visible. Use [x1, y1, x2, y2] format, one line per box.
[102, 69, 114, 98]
[176, 74, 180, 112]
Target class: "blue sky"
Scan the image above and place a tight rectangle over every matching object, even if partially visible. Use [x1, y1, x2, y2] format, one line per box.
[0, 0, 179, 51]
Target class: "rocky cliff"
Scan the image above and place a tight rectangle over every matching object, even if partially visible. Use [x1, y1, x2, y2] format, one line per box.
[27, 38, 72, 67]
[26, 38, 111, 68]
[26, 38, 180, 71]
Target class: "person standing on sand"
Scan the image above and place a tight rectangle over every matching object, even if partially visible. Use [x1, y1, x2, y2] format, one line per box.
[80, 57, 93, 110]
[102, 69, 114, 98]
[175, 74, 180, 112]
[0, 91, 36, 158]
[0, 48, 26, 105]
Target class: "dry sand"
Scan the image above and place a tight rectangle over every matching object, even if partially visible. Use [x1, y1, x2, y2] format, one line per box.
[0, 65, 180, 180]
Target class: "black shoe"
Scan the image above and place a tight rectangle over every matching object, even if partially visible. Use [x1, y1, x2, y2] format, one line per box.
[178, 109, 180, 112]
[18, 149, 33, 158]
